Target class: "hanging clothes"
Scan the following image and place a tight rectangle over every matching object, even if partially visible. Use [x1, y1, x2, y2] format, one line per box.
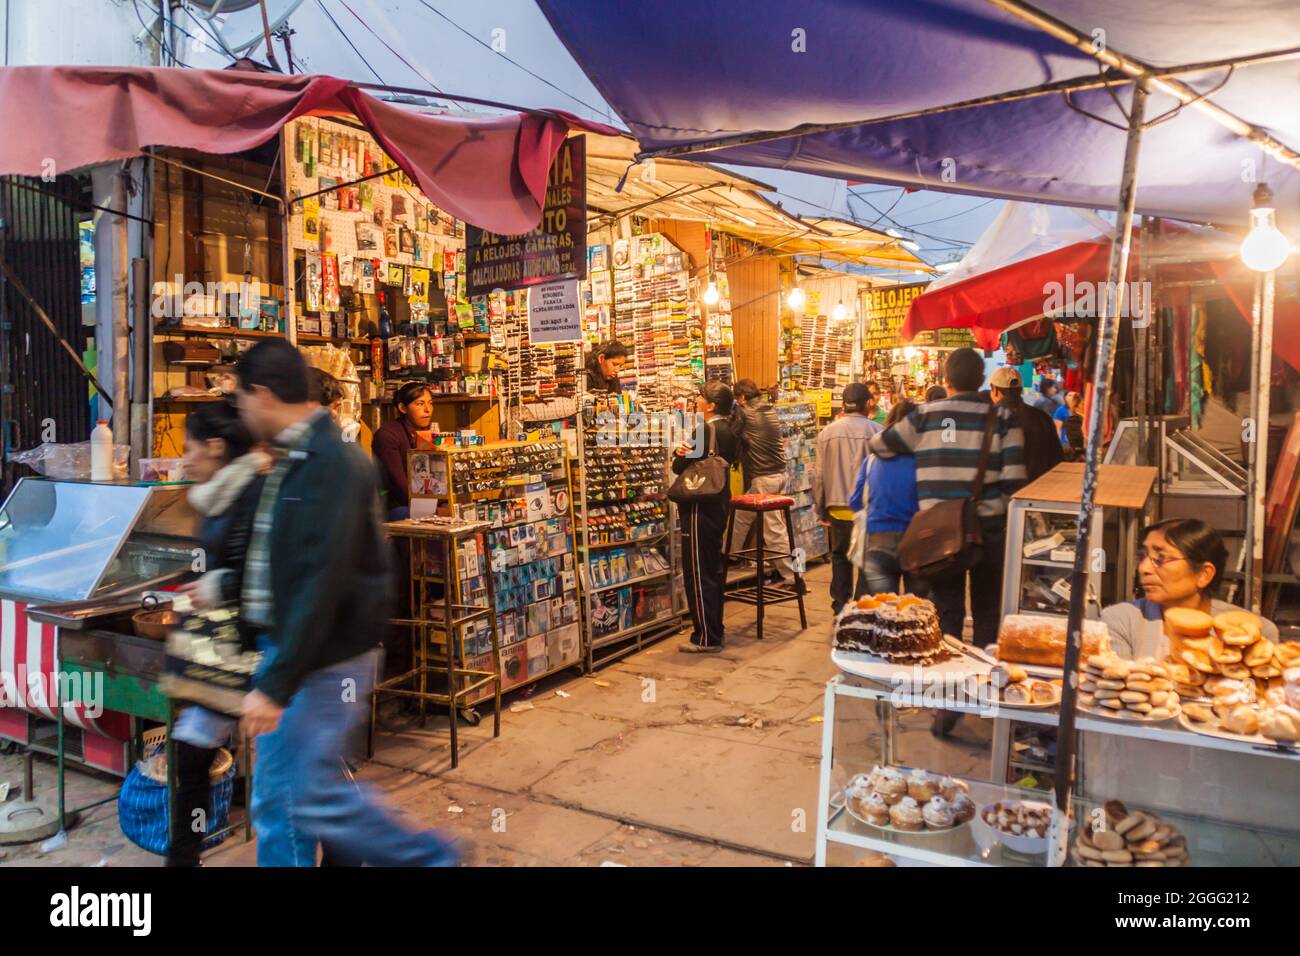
[1001, 320, 1059, 361]
[1190, 303, 1208, 429]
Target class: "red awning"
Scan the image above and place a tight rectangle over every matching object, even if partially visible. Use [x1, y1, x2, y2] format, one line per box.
[0, 65, 619, 235]
[903, 240, 1113, 350]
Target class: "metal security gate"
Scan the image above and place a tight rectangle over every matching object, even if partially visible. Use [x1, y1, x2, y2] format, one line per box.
[0, 176, 93, 493]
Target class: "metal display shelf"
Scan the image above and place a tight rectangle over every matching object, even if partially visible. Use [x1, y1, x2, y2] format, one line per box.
[814, 673, 1300, 867]
[587, 569, 673, 594]
[579, 530, 672, 550]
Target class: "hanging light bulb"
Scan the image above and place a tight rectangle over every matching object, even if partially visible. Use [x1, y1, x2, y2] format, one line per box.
[832, 301, 848, 322]
[702, 281, 720, 305]
[786, 286, 805, 311]
[1240, 183, 1291, 273]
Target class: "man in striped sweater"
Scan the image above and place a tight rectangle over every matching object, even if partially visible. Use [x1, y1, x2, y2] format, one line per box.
[866, 348, 1027, 645]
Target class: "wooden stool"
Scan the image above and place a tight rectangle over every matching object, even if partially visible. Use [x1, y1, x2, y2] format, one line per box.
[724, 492, 808, 640]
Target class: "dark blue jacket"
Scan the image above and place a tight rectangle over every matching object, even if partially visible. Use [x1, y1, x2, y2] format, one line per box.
[849, 454, 919, 533]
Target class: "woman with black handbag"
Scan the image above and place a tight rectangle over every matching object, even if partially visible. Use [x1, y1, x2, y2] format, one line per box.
[670, 382, 739, 653]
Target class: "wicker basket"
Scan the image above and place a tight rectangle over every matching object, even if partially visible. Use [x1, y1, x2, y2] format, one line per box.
[138, 729, 233, 785]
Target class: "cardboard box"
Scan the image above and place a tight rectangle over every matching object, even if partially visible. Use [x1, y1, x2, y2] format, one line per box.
[498, 641, 529, 690]
[546, 623, 581, 668]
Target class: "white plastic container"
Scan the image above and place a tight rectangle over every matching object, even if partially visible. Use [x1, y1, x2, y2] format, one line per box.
[90, 420, 113, 481]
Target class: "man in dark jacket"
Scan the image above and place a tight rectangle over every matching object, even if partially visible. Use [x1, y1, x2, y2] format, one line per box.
[989, 366, 1062, 483]
[234, 339, 455, 867]
[729, 379, 794, 579]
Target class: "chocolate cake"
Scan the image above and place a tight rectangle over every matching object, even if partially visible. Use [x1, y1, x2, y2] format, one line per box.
[834, 595, 951, 664]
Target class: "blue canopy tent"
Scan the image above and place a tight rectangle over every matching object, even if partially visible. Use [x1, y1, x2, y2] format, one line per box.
[537, 0, 1300, 223]
[539, 0, 1300, 865]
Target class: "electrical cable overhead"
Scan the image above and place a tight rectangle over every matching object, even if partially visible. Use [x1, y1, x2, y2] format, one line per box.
[314, 0, 386, 84]
[335, 0, 469, 111]
[132, 0, 197, 68]
[412, 0, 611, 119]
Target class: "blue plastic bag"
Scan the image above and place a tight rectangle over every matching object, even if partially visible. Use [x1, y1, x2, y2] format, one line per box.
[118, 746, 235, 856]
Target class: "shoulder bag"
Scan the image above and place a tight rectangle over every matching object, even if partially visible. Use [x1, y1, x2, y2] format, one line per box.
[896, 405, 998, 579]
[667, 422, 730, 504]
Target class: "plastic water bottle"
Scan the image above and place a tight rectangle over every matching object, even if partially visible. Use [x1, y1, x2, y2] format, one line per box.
[90, 420, 113, 481]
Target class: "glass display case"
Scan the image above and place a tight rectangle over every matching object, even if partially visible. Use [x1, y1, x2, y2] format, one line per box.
[0, 478, 197, 603]
[815, 673, 1300, 867]
[1002, 501, 1105, 619]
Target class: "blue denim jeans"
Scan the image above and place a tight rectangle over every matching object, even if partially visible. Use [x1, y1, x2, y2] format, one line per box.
[250, 647, 458, 867]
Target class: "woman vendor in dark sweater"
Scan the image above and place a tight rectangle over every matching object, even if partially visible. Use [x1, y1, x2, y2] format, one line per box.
[371, 382, 436, 520]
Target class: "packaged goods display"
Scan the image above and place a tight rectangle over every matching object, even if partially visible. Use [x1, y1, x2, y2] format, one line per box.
[408, 440, 582, 688]
[775, 402, 828, 561]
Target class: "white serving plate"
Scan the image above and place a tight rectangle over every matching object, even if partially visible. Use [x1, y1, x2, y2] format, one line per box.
[1177, 711, 1299, 751]
[1078, 696, 1181, 723]
[831, 647, 991, 690]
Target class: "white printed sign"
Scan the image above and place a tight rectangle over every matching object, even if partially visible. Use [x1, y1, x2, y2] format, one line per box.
[527, 279, 582, 344]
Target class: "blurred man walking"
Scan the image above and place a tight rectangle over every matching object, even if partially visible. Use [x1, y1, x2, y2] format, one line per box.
[235, 340, 456, 867]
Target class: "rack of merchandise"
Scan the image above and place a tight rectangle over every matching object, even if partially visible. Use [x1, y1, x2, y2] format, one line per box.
[700, 232, 736, 385]
[407, 440, 584, 694]
[486, 286, 582, 435]
[814, 671, 1300, 867]
[282, 114, 493, 435]
[775, 401, 829, 562]
[608, 233, 703, 405]
[576, 395, 684, 669]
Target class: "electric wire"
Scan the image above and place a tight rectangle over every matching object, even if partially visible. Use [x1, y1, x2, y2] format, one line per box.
[314, 0, 387, 84]
[411, 0, 610, 119]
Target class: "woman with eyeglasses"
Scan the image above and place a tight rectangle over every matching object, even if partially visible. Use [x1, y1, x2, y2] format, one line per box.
[372, 381, 436, 521]
[1100, 517, 1278, 659]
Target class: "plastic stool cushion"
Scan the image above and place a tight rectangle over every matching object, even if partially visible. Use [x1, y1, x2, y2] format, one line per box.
[730, 492, 796, 512]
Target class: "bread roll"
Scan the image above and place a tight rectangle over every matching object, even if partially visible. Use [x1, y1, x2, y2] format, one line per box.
[1165, 607, 1213, 639]
[996, 614, 1110, 667]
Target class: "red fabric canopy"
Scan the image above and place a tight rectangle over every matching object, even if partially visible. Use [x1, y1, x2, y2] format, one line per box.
[0, 66, 619, 235]
[903, 240, 1112, 350]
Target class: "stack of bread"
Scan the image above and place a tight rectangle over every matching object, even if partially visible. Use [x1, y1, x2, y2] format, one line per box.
[1181, 666, 1300, 744]
[1077, 653, 1180, 720]
[1162, 608, 1300, 743]
[1072, 801, 1188, 867]
[1164, 607, 1298, 698]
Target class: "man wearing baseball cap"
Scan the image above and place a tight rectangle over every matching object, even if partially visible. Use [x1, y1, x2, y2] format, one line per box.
[813, 382, 882, 613]
[989, 365, 1062, 483]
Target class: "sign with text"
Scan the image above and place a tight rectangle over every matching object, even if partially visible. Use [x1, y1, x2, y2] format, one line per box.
[465, 136, 587, 296]
[528, 279, 583, 343]
[862, 282, 929, 351]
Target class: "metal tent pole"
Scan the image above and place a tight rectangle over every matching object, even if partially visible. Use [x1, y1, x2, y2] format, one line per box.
[1249, 271, 1277, 611]
[1049, 81, 1148, 868]
[1244, 273, 1263, 609]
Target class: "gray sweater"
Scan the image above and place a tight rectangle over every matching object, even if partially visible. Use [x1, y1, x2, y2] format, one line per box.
[813, 413, 882, 517]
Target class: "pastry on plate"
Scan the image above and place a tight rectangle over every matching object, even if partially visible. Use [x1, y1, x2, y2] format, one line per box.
[863, 791, 892, 826]
[1221, 705, 1259, 736]
[907, 768, 939, 802]
[922, 796, 956, 830]
[938, 774, 968, 801]
[950, 791, 976, 824]
[1003, 682, 1032, 705]
[874, 767, 907, 804]
[889, 796, 925, 831]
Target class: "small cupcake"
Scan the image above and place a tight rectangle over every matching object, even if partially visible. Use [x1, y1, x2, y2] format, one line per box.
[874, 768, 908, 804]
[889, 796, 925, 831]
[907, 768, 938, 802]
[867, 765, 892, 791]
[950, 792, 976, 824]
[938, 774, 968, 801]
[863, 791, 891, 827]
[844, 776, 874, 818]
[922, 796, 955, 831]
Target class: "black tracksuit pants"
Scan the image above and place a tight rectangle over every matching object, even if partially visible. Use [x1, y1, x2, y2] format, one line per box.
[680, 499, 729, 647]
